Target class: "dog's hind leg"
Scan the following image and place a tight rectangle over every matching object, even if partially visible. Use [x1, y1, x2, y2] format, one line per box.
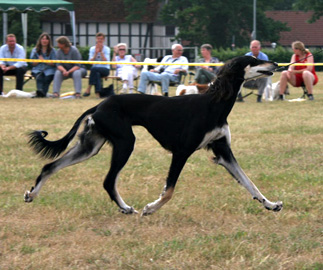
[210, 137, 283, 212]
[142, 153, 190, 216]
[102, 133, 137, 214]
[24, 118, 106, 202]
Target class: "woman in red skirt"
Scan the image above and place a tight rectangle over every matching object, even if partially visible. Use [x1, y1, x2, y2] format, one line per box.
[279, 41, 318, 100]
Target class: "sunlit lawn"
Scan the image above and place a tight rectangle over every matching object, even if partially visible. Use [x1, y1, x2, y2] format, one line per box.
[0, 71, 322, 270]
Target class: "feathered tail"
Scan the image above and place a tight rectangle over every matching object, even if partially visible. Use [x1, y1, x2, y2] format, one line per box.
[28, 105, 98, 159]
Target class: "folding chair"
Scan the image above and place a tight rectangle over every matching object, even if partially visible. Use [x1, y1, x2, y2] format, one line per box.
[108, 69, 140, 93]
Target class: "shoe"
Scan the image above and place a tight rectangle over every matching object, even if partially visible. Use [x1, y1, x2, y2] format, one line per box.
[75, 93, 82, 99]
[278, 94, 284, 101]
[236, 97, 244, 102]
[36, 90, 46, 98]
[52, 93, 59, 98]
[83, 92, 90, 97]
[308, 94, 314, 100]
[257, 95, 262, 103]
[164, 92, 168, 97]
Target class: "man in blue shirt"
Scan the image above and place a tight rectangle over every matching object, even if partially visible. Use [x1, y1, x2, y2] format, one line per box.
[0, 34, 27, 95]
[238, 40, 269, 103]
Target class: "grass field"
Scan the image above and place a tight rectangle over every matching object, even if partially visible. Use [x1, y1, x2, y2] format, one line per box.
[0, 72, 322, 270]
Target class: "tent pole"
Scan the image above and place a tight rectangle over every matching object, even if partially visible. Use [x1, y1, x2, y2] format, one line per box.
[3, 13, 8, 44]
[69, 11, 76, 45]
[21, 12, 28, 51]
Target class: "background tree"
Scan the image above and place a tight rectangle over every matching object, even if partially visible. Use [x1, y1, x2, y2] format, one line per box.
[294, 0, 323, 22]
[160, 0, 289, 48]
[123, 0, 151, 21]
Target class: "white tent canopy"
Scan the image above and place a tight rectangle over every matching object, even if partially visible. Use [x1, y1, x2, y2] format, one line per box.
[0, 0, 76, 50]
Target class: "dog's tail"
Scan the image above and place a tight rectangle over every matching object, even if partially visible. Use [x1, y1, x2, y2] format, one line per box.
[28, 105, 98, 159]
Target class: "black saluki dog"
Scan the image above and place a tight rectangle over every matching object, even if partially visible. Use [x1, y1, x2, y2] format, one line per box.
[25, 56, 283, 215]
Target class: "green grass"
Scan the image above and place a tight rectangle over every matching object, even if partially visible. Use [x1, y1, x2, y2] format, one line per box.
[0, 72, 322, 269]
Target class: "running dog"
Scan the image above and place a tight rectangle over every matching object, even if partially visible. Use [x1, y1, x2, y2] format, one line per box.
[25, 56, 282, 215]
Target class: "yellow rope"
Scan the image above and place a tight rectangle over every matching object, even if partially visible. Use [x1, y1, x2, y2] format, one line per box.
[1, 58, 322, 66]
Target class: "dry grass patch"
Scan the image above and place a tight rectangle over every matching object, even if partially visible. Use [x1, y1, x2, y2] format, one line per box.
[0, 73, 322, 269]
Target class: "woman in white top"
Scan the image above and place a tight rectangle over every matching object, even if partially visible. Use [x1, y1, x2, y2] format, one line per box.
[112, 43, 140, 93]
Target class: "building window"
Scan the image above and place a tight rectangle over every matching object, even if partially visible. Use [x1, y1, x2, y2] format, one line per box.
[165, 25, 175, 36]
[65, 23, 72, 36]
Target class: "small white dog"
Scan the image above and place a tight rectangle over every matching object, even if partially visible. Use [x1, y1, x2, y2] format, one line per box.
[176, 83, 210, 96]
[175, 84, 199, 96]
[263, 81, 289, 101]
[0, 90, 35, 98]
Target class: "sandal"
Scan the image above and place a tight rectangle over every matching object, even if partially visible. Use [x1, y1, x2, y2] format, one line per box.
[75, 93, 81, 99]
[53, 93, 59, 98]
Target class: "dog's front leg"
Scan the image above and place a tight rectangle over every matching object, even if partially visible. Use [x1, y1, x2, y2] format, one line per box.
[211, 138, 283, 212]
[142, 153, 190, 216]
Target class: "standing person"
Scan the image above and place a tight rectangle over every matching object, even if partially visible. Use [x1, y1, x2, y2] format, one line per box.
[138, 44, 188, 96]
[112, 43, 140, 94]
[30, 33, 57, 97]
[52, 36, 87, 98]
[194, 44, 220, 84]
[278, 41, 318, 101]
[238, 40, 269, 103]
[0, 34, 27, 95]
[83, 32, 111, 97]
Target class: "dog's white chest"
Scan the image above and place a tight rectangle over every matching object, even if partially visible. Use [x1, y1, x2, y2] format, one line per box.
[197, 125, 230, 149]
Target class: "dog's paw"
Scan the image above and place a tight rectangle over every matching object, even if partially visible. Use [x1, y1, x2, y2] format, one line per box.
[263, 200, 283, 212]
[24, 190, 33, 203]
[272, 201, 283, 212]
[141, 204, 155, 216]
[119, 206, 138, 215]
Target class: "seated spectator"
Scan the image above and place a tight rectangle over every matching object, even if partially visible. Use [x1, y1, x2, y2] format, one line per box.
[0, 33, 27, 95]
[238, 40, 269, 103]
[52, 36, 87, 98]
[112, 43, 140, 94]
[83, 32, 111, 98]
[30, 33, 57, 97]
[194, 44, 220, 84]
[279, 41, 318, 101]
[138, 44, 188, 96]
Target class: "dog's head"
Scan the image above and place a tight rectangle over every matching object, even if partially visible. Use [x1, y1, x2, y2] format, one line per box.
[224, 56, 277, 81]
[243, 56, 277, 81]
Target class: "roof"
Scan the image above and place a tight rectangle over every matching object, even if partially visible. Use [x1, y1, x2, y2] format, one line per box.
[266, 11, 323, 47]
[41, 0, 160, 23]
[0, 0, 74, 12]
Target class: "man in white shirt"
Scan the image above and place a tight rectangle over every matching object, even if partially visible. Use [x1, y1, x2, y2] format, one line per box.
[138, 44, 188, 96]
[0, 34, 27, 94]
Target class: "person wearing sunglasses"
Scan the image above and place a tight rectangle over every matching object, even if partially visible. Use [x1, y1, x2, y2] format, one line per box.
[112, 43, 140, 93]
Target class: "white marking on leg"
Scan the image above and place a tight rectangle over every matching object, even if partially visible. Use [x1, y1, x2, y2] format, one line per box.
[25, 135, 105, 203]
[142, 186, 174, 216]
[113, 173, 138, 214]
[217, 157, 282, 211]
